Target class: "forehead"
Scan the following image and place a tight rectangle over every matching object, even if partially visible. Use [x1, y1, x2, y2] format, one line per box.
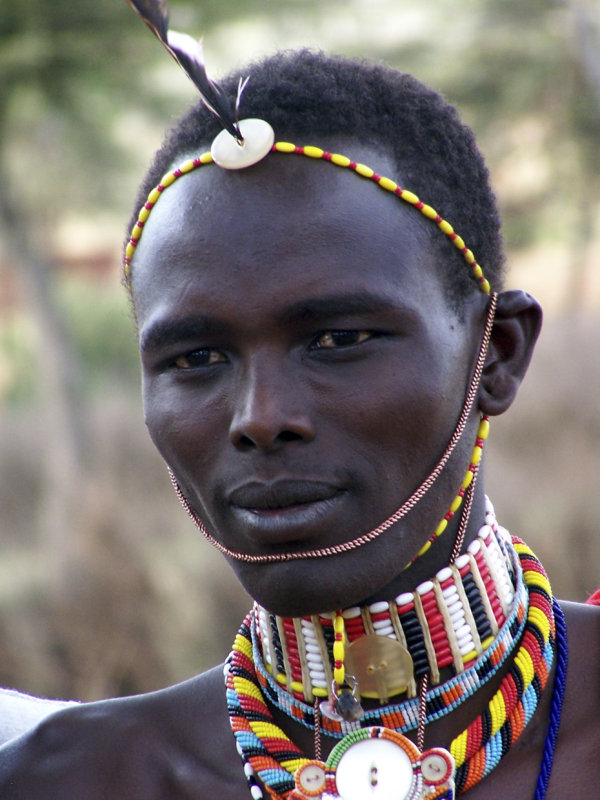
[131, 142, 445, 326]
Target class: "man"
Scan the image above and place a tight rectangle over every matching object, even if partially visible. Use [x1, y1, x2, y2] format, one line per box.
[0, 48, 598, 799]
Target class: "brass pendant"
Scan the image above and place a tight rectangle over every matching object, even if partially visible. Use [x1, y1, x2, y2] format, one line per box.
[345, 635, 414, 702]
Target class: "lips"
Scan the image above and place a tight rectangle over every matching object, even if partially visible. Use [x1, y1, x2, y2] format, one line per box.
[229, 479, 341, 510]
[226, 479, 345, 544]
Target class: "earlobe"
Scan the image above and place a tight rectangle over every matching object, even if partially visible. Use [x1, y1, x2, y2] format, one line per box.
[478, 290, 543, 416]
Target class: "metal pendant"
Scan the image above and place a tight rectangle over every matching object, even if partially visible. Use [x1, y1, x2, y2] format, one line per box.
[345, 635, 414, 702]
[320, 675, 364, 722]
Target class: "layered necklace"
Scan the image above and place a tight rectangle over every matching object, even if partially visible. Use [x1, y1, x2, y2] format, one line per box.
[225, 501, 568, 800]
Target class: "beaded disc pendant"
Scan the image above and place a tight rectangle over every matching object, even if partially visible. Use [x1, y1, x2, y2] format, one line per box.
[291, 727, 455, 800]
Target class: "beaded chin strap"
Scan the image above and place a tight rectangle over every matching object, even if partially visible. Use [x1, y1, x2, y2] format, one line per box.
[126, 131, 498, 570]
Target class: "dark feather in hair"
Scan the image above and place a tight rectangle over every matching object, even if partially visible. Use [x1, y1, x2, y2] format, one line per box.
[124, 0, 242, 142]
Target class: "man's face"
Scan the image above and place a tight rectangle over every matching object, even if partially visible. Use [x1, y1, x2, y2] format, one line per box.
[132, 141, 483, 615]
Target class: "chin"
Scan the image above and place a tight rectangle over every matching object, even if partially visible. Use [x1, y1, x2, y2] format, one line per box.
[232, 557, 383, 617]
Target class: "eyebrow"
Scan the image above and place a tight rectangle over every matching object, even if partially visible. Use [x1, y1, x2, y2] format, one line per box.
[140, 291, 412, 353]
[140, 315, 231, 353]
[279, 293, 410, 325]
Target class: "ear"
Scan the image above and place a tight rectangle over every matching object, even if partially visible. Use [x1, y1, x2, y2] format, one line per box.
[478, 290, 543, 416]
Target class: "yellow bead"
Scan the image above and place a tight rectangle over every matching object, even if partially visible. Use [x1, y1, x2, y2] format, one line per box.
[453, 234, 465, 250]
[462, 471, 474, 490]
[417, 539, 432, 557]
[355, 163, 374, 178]
[450, 495, 463, 513]
[199, 151, 213, 164]
[125, 243, 135, 260]
[333, 641, 344, 661]
[334, 614, 345, 635]
[438, 219, 454, 235]
[472, 264, 483, 279]
[304, 145, 324, 159]
[138, 207, 150, 223]
[481, 278, 491, 294]
[147, 188, 161, 204]
[235, 633, 253, 658]
[330, 152, 351, 167]
[434, 518, 448, 537]
[333, 666, 345, 685]
[290, 680, 304, 693]
[400, 189, 419, 204]
[478, 418, 490, 439]
[464, 249, 475, 264]
[528, 606, 551, 640]
[524, 572, 552, 595]
[471, 445, 483, 465]
[275, 673, 287, 685]
[251, 721, 283, 739]
[450, 729, 468, 766]
[313, 686, 328, 698]
[420, 204, 438, 219]
[378, 176, 397, 192]
[461, 649, 478, 663]
[275, 141, 296, 153]
[160, 171, 176, 188]
[180, 158, 197, 173]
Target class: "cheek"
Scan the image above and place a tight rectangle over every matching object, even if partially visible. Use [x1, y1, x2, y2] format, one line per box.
[319, 359, 460, 473]
[142, 378, 228, 475]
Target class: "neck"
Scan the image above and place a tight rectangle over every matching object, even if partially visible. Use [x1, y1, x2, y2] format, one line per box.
[253, 498, 520, 717]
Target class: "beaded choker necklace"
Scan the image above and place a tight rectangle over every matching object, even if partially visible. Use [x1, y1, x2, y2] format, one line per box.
[254, 506, 519, 717]
[225, 515, 564, 799]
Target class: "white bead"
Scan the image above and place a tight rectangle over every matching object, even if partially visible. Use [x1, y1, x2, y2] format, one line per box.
[455, 555, 470, 569]
[442, 586, 459, 600]
[369, 600, 390, 614]
[374, 623, 395, 637]
[395, 592, 414, 606]
[343, 607, 362, 619]
[305, 643, 321, 654]
[417, 580, 434, 595]
[436, 566, 453, 582]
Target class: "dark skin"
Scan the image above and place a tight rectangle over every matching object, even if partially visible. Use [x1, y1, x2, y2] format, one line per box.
[0, 139, 598, 799]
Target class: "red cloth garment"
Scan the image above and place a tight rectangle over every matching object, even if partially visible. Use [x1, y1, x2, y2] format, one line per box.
[585, 588, 600, 605]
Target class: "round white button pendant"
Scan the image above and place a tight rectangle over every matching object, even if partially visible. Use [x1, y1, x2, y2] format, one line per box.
[210, 118, 275, 169]
[330, 729, 421, 800]
[295, 761, 327, 797]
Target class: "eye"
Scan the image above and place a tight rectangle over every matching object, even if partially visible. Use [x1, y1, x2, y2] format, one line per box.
[172, 349, 227, 369]
[312, 330, 373, 349]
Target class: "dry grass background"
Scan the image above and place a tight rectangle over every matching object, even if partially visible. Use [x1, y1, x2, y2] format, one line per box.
[0, 308, 598, 702]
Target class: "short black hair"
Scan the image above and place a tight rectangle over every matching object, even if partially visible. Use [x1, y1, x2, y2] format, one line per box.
[127, 49, 504, 308]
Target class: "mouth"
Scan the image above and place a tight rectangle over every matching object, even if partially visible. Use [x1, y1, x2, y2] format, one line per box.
[227, 479, 346, 544]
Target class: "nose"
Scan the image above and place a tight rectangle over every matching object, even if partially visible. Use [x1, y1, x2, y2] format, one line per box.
[229, 352, 315, 452]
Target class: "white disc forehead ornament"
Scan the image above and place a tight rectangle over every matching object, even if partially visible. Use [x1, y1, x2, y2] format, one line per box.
[211, 118, 275, 169]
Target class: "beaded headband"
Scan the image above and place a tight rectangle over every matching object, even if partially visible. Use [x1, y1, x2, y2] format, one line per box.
[123, 2, 492, 296]
[124, 141, 492, 296]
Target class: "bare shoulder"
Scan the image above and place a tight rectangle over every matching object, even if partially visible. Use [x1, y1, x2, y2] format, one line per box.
[547, 600, 600, 797]
[0, 666, 247, 799]
[560, 599, 600, 722]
